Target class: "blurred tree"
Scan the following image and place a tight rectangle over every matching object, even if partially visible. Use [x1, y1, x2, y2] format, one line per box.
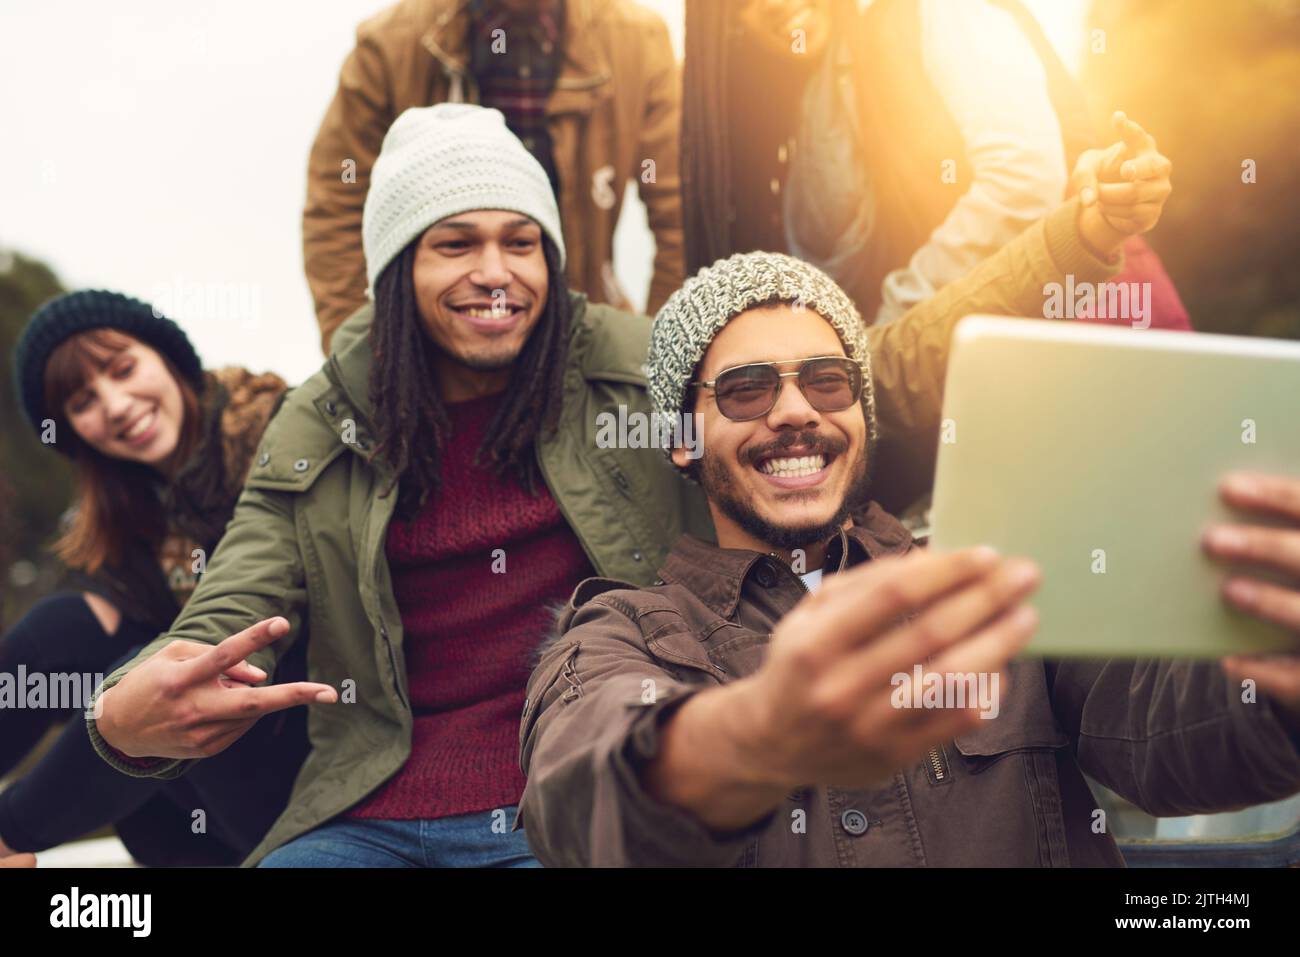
[0, 248, 74, 621]
[1084, 0, 1300, 339]
[0, 473, 14, 577]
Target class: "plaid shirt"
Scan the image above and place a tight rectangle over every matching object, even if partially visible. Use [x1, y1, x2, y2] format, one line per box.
[469, 0, 565, 191]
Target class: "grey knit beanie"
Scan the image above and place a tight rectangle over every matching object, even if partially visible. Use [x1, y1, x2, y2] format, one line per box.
[649, 251, 877, 459]
[362, 104, 566, 294]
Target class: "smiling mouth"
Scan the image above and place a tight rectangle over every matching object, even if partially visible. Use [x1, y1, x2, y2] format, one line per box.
[754, 451, 831, 479]
[449, 303, 526, 319]
[119, 408, 157, 442]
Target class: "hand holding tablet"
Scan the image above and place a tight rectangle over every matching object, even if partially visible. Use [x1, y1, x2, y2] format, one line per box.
[930, 316, 1300, 660]
[1204, 472, 1300, 727]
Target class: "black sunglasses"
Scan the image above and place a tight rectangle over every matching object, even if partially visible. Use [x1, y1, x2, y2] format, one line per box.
[689, 356, 863, 421]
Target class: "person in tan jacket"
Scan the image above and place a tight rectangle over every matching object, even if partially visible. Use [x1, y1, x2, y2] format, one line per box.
[304, 0, 685, 352]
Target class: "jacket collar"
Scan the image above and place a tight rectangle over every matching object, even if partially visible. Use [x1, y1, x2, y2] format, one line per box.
[418, 0, 611, 112]
[327, 309, 378, 425]
[658, 502, 914, 619]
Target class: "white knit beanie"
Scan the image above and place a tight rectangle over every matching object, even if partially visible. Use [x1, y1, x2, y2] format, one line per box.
[362, 104, 566, 294]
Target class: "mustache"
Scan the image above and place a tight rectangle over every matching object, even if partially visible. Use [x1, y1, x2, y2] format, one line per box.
[743, 430, 848, 467]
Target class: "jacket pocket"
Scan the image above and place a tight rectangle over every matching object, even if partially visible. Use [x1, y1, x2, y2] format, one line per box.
[704, 631, 772, 680]
[951, 724, 1070, 771]
[949, 659, 1069, 769]
[641, 611, 728, 682]
[519, 642, 586, 775]
[947, 661, 1073, 866]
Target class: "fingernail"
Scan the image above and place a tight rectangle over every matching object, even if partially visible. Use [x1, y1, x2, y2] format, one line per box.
[1013, 605, 1039, 628]
[971, 545, 1000, 564]
[250, 666, 267, 679]
[1225, 578, 1258, 604]
[315, 691, 335, 703]
[1205, 526, 1247, 552]
[1224, 474, 1261, 498]
[1080, 187, 1095, 205]
[1009, 560, 1040, 589]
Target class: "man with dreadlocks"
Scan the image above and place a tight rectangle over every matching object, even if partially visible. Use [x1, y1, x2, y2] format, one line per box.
[88, 103, 1132, 867]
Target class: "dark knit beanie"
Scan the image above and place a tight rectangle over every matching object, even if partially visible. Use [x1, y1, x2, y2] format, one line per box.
[13, 289, 204, 438]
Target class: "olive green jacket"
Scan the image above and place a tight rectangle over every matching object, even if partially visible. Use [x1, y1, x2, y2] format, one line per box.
[88, 199, 1118, 866]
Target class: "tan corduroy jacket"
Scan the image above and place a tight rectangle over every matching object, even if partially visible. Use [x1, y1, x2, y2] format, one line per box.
[303, 0, 686, 351]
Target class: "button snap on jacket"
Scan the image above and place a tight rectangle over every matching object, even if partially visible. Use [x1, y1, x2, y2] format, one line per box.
[257, 451, 270, 466]
[293, 459, 310, 472]
[841, 809, 869, 836]
[753, 560, 778, 588]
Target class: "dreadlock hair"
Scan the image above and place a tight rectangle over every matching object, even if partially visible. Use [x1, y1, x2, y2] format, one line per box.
[682, 0, 734, 275]
[368, 232, 572, 518]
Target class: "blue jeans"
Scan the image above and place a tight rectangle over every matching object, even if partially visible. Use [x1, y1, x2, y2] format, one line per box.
[257, 808, 540, 868]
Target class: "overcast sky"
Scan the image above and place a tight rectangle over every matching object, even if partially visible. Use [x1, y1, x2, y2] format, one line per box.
[0, 0, 1082, 384]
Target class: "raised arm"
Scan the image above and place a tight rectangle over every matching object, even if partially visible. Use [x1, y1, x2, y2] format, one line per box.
[88, 484, 335, 778]
[866, 115, 1172, 513]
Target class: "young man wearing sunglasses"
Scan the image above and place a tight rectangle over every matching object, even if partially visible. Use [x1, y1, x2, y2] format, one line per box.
[516, 251, 1300, 867]
[92, 105, 1180, 867]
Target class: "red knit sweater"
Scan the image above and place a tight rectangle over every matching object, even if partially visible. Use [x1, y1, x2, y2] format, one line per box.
[347, 391, 593, 820]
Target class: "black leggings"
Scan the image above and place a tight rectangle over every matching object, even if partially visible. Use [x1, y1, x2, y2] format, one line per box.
[0, 591, 309, 864]
[0, 591, 154, 775]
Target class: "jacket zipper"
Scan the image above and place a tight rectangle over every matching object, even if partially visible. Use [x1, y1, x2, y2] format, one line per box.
[380, 622, 409, 712]
[926, 743, 952, 785]
[607, 461, 632, 497]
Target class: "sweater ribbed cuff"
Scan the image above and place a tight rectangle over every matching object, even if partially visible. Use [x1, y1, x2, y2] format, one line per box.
[1044, 196, 1125, 281]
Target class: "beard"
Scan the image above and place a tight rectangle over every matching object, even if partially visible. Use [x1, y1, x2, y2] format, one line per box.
[452, 348, 518, 372]
[428, 333, 525, 374]
[697, 430, 872, 553]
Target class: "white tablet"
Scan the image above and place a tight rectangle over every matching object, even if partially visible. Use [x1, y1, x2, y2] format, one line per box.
[929, 316, 1300, 658]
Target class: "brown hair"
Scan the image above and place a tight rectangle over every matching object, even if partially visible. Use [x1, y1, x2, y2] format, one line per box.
[42, 328, 203, 573]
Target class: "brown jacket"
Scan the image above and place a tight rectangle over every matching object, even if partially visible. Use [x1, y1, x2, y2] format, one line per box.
[303, 0, 685, 351]
[519, 507, 1300, 866]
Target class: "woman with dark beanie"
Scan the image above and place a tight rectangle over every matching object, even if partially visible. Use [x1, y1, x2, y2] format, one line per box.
[0, 289, 309, 866]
